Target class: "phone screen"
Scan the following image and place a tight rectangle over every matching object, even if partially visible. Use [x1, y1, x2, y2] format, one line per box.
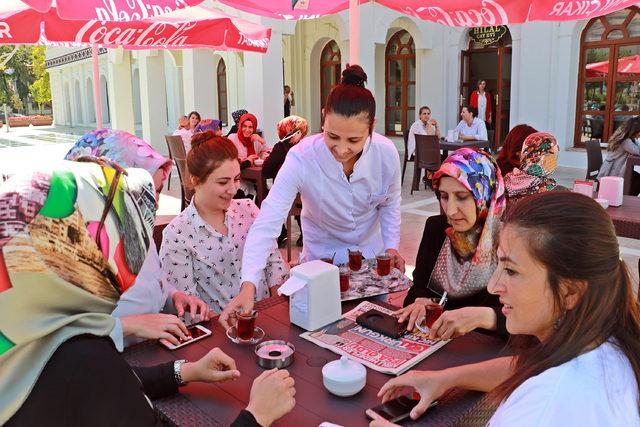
[367, 396, 438, 423]
[188, 325, 208, 339]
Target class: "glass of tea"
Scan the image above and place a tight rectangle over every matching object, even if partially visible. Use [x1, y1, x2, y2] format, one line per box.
[421, 303, 444, 329]
[338, 267, 350, 292]
[235, 309, 257, 341]
[348, 249, 362, 271]
[376, 252, 391, 276]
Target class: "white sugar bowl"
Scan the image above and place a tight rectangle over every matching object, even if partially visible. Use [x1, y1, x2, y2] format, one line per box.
[322, 356, 367, 397]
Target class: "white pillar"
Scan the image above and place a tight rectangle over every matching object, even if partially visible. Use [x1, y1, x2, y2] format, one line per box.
[139, 50, 168, 154]
[243, 30, 284, 144]
[182, 49, 216, 119]
[107, 48, 135, 133]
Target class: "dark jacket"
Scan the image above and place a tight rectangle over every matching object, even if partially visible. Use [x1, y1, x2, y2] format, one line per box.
[262, 141, 293, 180]
[404, 214, 507, 338]
[7, 335, 259, 427]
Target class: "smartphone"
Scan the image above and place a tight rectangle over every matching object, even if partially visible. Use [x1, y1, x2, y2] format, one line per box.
[356, 309, 407, 339]
[366, 395, 439, 423]
[159, 324, 212, 350]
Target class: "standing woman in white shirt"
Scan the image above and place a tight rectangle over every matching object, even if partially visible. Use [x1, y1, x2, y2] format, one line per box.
[219, 65, 404, 328]
[369, 191, 640, 427]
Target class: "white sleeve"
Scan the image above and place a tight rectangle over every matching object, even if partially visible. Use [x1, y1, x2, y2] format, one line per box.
[108, 318, 124, 352]
[477, 120, 488, 141]
[159, 222, 197, 296]
[241, 150, 304, 285]
[379, 148, 402, 250]
[407, 122, 417, 157]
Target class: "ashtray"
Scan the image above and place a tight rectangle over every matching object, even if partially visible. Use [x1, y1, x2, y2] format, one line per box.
[255, 340, 295, 369]
[226, 326, 265, 344]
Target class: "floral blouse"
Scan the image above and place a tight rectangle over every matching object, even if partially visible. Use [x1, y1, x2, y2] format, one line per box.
[160, 199, 288, 313]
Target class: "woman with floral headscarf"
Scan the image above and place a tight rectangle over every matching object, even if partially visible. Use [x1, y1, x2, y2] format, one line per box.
[0, 161, 295, 427]
[64, 129, 211, 349]
[263, 115, 309, 247]
[503, 132, 563, 205]
[398, 148, 507, 340]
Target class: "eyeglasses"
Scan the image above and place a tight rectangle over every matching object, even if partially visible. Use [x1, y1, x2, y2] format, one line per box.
[76, 155, 128, 295]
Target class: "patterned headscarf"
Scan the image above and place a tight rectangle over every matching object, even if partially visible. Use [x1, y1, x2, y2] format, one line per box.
[277, 115, 309, 143]
[237, 113, 258, 156]
[194, 119, 222, 134]
[64, 129, 172, 182]
[0, 161, 156, 424]
[231, 109, 248, 125]
[504, 132, 559, 199]
[430, 148, 505, 298]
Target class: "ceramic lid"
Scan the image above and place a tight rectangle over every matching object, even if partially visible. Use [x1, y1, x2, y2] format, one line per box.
[322, 356, 366, 383]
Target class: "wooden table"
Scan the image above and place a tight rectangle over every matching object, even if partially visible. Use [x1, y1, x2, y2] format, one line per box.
[241, 165, 267, 208]
[124, 296, 507, 426]
[606, 195, 640, 240]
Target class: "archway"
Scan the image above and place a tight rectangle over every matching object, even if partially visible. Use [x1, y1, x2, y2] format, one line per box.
[63, 82, 72, 126]
[73, 80, 84, 124]
[320, 40, 341, 119]
[85, 77, 95, 124]
[217, 58, 228, 125]
[99, 75, 110, 125]
[385, 30, 415, 136]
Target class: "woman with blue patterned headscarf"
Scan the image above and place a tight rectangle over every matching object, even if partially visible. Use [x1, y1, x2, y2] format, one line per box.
[398, 148, 508, 340]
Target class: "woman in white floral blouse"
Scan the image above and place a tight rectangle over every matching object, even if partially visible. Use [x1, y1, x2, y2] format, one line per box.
[160, 131, 288, 313]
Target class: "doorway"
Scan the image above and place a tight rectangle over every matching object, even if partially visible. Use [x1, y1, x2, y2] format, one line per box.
[460, 27, 512, 149]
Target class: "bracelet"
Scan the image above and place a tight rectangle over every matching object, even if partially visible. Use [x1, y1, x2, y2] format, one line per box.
[174, 359, 187, 386]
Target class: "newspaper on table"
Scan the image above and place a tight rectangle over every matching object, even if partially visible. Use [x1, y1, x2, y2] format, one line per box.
[340, 259, 412, 302]
[300, 301, 448, 375]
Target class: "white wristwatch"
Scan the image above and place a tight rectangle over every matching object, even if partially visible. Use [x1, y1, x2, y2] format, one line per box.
[173, 359, 187, 386]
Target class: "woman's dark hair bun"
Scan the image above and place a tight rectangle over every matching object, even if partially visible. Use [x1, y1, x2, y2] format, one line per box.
[190, 129, 215, 149]
[341, 64, 367, 87]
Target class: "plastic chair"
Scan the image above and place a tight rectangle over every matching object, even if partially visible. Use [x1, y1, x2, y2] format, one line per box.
[401, 128, 410, 185]
[165, 135, 194, 211]
[585, 140, 603, 180]
[411, 134, 441, 195]
[487, 129, 495, 152]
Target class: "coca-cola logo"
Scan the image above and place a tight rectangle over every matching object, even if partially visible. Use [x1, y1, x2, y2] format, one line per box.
[94, 0, 188, 22]
[0, 23, 12, 40]
[406, 0, 509, 27]
[75, 21, 197, 47]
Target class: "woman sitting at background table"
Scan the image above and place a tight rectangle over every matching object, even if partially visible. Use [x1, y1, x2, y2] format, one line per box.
[219, 64, 404, 330]
[263, 115, 309, 248]
[370, 192, 640, 426]
[407, 106, 441, 160]
[64, 129, 211, 349]
[455, 105, 488, 142]
[495, 124, 537, 175]
[173, 115, 192, 151]
[227, 112, 270, 198]
[0, 160, 295, 427]
[160, 131, 288, 313]
[399, 148, 506, 340]
[598, 115, 640, 179]
[503, 132, 564, 206]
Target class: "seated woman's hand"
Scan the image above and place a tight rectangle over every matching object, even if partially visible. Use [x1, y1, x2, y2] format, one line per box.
[246, 369, 296, 427]
[386, 248, 406, 273]
[120, 313, 189, 345]
[373, 370, 450, 421]
[180, 347, 240, 383]
[394, 298, 439, 331]
[428, 306, 497, 340]
[219, 282, 256, 330]
[172, 292, 211, 322]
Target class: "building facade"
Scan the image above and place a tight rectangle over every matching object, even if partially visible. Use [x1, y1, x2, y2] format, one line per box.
[45, 3, 640, 168]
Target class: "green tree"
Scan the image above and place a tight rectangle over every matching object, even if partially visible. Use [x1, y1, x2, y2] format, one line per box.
[29, 46, 51, 113]
[0, 45, 38, 112]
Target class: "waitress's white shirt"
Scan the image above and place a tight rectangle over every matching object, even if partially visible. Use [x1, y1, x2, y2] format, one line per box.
[241, 132, 401, 288]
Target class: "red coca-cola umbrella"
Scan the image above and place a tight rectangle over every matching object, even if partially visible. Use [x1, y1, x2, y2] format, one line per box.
[19, 0, 206, 21]
[217, 0, 638, 64]
[0, 0, 272, 127]
[586, 55, 640, 77]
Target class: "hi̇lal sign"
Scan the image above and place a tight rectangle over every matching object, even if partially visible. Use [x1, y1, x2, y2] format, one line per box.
[469, 26, 507, 46]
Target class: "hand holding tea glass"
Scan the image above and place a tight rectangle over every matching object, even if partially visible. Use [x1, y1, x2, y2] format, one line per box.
[385, 248, 406, 273]
[394, 297, 444, 332]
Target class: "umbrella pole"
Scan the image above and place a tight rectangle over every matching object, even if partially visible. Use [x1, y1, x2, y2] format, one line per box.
[92, 44, 103, 129]
[349, 0, 359, 65]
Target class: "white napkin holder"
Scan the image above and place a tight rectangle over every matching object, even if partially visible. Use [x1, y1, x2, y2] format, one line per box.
[598, 176, 624, 207]
[277, 260, 342, 331]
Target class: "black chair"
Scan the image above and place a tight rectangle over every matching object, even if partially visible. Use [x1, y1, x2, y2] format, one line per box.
[623, 155, 640, 195]
[411, 134, 441, 195]
[401, 128, 410, 185]
[165, 135, 194, 211]
[585, 140, 603, 180]
[487, 129, 495, 152]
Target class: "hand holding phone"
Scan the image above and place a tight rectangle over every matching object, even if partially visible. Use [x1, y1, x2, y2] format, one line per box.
[366, 394, 438, 423]
[159, 324, 212, 350]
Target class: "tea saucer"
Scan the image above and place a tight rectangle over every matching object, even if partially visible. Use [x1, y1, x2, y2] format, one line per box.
[226, 326, 265, 345]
